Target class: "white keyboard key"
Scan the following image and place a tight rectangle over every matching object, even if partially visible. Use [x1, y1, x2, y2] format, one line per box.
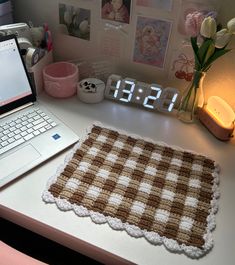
[33, 115, 40, 120]
[24, 133, 34, 141]
[15, 119, 22, 124]
[3, 129, 10, 135]
[28, 112, 37, 118]
[20, 131, 28, 137]
[1, 135, 8, 141]
[9, 122, 16, 126]
[8, 138, 15, 143]
[33, 121, 48, 130]
[14, 135, 21, 140]
[1, 141, 8, 147]
[20, 126, 27, 131]
[33, 130, 40, 136]
[10, 127, 16, 132]
[14, 129, 21, 134]
[33, 118, 44, 126]
[8, 132, 15, 138]
[27, 128, 34, 134]
[26, 124, 33, 128]
[39, 127, 46, 133]
[0, 138, 25, 155]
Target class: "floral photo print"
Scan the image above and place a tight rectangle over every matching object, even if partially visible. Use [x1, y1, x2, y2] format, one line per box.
[59, 3, 91, 40]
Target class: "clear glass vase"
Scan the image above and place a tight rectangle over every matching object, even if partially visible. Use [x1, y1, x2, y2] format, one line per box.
[177, 70, 206, 123]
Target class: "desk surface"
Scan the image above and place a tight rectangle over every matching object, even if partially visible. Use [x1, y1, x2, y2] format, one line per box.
[1, 93, 235, 265]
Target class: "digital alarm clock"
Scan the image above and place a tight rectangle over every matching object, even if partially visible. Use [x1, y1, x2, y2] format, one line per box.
[105, 74, 179, 113]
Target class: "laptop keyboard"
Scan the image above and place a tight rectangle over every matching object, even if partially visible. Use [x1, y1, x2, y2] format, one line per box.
[0, 108, 57, 155]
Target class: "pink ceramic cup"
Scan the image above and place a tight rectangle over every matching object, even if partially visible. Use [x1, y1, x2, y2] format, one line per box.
[43, 62, 78, 98]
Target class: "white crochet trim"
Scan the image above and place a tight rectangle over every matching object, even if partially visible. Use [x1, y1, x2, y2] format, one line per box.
[42, 121, 220, 258]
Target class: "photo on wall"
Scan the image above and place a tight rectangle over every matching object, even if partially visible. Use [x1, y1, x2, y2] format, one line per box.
[133, 16, 172, 68]
[101, 0, 131, 24]
[58, 3, 91, 40]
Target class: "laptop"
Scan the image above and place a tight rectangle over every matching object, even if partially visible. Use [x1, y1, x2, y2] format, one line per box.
[0, 34, 79, 188]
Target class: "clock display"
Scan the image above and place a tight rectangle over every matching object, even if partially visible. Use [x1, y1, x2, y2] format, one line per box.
[105, 74, 179, 112]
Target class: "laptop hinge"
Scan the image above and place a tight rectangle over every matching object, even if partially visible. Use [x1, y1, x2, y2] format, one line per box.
[0, 102, 34, 119]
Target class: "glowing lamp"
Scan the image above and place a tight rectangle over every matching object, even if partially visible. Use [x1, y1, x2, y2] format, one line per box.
[199, 96, 235, 141]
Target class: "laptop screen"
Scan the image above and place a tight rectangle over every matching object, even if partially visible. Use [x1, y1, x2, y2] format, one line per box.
[0, 35, 36, 115]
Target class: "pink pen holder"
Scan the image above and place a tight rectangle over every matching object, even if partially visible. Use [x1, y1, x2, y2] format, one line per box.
[43, 62, 78, 98]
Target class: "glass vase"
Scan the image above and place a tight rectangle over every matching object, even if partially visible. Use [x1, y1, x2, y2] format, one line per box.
[177, 70, 206, 123]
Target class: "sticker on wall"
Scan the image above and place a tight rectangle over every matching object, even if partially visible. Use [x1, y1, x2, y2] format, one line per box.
[168, 44, 195, 82]
[101, 0, 131, 24]
[177, 0, 218, 36]
[136, 0, 173, 12]
[133, 16, 172, 69]
[58, 3, 91, 41]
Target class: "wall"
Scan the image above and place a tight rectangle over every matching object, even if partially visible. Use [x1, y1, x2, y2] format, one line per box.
[11, 0, 235, 110]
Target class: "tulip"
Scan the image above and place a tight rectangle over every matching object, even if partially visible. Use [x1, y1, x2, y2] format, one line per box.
[64, 10, 72, 25]
[200, 16, 217, 38]
[214, 29, 232, 48]
[79, 20, 89, 33]
[185, 11, 205, 37]
[227, 17, 235, 34]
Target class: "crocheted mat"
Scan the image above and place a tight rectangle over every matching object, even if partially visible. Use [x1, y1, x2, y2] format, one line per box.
[42, 122, 220, 258]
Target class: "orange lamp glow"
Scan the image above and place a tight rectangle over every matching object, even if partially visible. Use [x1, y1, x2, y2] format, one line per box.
[205, 96, 235, 129]
[199, 96, 235, 141]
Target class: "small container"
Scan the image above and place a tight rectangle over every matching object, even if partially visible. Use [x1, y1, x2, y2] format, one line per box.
[77, 78, 105, 103]
[43, 61, 78, 98]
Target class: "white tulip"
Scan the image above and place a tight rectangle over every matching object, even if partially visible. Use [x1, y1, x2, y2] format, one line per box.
[227, 17, 235, 34]
[215, 29, 232, 48]
[64, 10, 72, 25]
[79, 20, 89, 33]
[200, 16, 217, 38]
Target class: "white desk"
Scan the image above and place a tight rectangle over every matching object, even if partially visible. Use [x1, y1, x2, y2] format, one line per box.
[1, 93, 235, 265]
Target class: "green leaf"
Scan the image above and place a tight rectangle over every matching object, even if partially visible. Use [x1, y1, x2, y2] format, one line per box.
[198, 39, 215, 67]
[202, 49, 231, 71]
[204, 42, 215, 65]
[191, 37, 201, 69]
[191, 37, 198, 53]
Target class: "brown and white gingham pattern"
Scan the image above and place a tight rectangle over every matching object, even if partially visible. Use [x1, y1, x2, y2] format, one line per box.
[47, 125, 218, 250]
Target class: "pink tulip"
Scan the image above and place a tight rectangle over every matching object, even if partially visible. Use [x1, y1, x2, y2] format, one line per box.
[185, 11, 205, 37]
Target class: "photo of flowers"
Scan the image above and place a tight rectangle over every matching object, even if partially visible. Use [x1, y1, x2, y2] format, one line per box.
[58, 3, 91, 40]
[133, 16, 172, 68]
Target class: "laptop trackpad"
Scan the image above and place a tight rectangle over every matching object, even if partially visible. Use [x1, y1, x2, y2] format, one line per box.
[0, 144, 41, 177]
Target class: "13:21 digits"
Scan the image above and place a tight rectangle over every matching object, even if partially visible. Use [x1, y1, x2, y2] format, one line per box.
[105, 74, 179, 112]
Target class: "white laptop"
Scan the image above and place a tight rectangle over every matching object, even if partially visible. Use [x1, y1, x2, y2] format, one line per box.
[0, 34, 79, 188]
